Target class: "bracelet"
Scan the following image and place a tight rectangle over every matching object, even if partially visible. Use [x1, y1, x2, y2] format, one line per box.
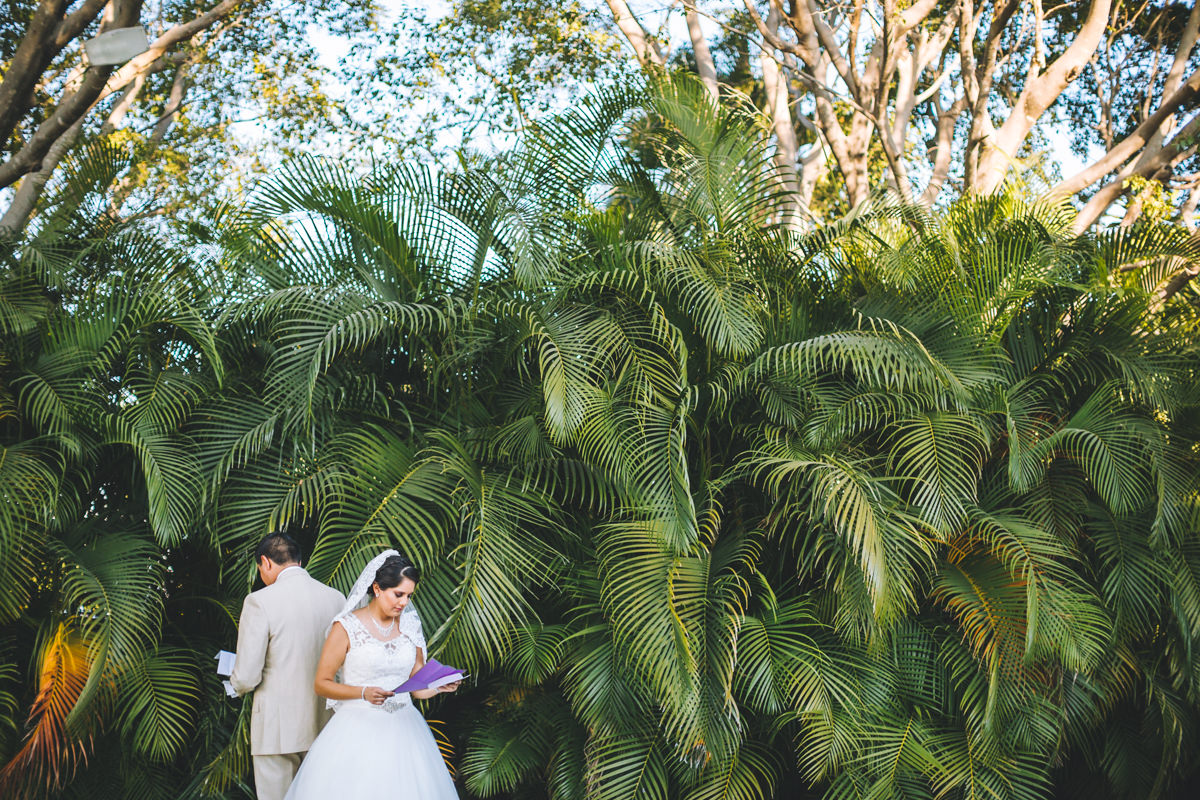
[360, 686, 366, 700]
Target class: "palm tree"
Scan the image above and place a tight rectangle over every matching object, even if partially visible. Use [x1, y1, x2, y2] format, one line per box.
[2, 74, 1198, 800]
[200, 74, 1200, 800]
[0, 143, 242, 799]
[757, 199, 1200, 800]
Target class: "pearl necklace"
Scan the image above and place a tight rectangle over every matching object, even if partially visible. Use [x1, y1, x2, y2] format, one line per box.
[369, 613, 395, 636]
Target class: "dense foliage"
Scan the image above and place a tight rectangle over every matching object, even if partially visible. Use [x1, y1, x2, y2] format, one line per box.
[1, 77, 1199, 799]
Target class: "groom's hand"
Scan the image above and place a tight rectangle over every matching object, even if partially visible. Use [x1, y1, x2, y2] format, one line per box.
[363, 686, 394, 705]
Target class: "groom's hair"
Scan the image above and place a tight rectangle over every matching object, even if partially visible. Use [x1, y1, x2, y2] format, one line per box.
[256, 532, 301, 566]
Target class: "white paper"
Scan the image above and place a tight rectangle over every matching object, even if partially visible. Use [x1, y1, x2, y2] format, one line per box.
[215, 650, 237, 677]
[222, 680, 238, 698]
[428, 672, 466, 690]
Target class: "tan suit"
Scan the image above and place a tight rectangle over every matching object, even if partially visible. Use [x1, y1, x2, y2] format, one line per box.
[230, 567, 345, 800]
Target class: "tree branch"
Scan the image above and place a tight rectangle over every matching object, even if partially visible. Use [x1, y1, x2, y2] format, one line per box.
[0, 64, 116, 190]
[1147, 0, 1200, 151]
[1072, 111, 1200, 232]
[795, 0, 860, 97]
[604, 0, 666, 67]
[0, 0, 72, 147]
[975, 0, 1113, 192]
[1179, 181, 1200, 229]
[54, 0, 109, 48]
[920, 96, 965, 207]
[757, 2, 803, 225]
[896, 0, 939, 37]
[0, 0, 252, 192]
[1051, 66, 1200, 199]
[0, 116, 85, 233]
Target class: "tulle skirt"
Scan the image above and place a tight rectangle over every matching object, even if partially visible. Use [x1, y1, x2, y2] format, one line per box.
[283, 699, 459, 798]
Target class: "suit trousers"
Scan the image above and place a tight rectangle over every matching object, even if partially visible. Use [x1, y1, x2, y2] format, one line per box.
[253, 751, 304, 800]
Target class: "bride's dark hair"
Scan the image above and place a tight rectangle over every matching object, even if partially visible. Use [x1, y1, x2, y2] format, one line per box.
[373, 554, 419, 591]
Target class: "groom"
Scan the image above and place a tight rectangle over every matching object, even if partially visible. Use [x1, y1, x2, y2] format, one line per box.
[230, 533, 345, 800]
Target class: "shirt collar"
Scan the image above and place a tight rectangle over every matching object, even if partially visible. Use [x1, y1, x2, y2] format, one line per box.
[277, 565, 304, 580]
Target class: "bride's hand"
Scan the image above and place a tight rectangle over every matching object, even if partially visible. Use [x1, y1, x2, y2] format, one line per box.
[363, 686, 394, 705]
[437, 681, 461, 693]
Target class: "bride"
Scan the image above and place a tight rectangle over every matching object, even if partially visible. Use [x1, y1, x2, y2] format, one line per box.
[283, 550, 460, 798]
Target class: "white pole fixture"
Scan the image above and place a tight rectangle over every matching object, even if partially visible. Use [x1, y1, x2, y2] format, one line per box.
[83, 27, 150, 66]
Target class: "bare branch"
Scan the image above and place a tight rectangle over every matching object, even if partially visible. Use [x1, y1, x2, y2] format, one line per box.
[795, 0, 860, 97]
[1073, 111, 1200, 232]
[743, 0, 803, 58]
[151, 64, 188, 144]
[1051, 67, 1200, 199]
[54, 0, 109, 48]
[100, 74, 148, 136]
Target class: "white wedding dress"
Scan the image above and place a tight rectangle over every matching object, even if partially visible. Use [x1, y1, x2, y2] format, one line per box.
[283, 609, 459, 799]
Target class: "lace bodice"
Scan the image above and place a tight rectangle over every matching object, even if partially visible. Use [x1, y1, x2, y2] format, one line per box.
[330, 608, 425, 713]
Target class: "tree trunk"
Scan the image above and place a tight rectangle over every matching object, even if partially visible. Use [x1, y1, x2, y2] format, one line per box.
[593, 1, 1193, 219]
[920, 96, 964, 207]
[783, 0, 874, 207]
[685, 5, 719, 101]
[798, 138, 828, 215]
[1180, 182, 1200, 229]
[961, 0, 1017, 191]
[758, 5, 802, 226]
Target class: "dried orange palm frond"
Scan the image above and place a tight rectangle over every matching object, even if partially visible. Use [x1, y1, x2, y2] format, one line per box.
[0, 623, 94, 798]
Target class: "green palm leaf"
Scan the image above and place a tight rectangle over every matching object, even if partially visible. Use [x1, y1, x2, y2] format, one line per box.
[51, 526, 163, 727]
[888, 412, 989, 534]
[117, 649, 201, 763]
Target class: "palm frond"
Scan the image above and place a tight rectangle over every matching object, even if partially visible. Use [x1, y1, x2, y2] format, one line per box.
[116, 648, 201, 763]
[888, 412, 989, 535]
[51, 526, 163, 725]
[0, 623, 94, 796]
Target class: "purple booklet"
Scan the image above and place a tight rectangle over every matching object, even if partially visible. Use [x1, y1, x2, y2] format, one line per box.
[392, 658, 467, 694]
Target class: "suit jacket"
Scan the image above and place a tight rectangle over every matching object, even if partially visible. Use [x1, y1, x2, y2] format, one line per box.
[230, 567, 345, 756]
